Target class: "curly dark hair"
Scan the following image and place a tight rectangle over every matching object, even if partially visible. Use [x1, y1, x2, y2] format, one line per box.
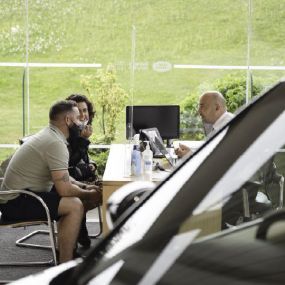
[66, 94, 95, 124]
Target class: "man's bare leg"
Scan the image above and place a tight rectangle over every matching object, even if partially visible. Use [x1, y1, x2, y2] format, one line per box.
[57, 197, 84, 263]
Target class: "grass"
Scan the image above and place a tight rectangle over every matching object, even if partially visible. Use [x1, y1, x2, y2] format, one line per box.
[1, 0, 285, 162]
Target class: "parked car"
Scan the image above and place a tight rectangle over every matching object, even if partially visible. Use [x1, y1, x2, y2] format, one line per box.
[12, 81, 285, 285]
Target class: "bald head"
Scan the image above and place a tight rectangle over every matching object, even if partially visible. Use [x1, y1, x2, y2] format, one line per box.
[198, 91, 227, 124]
[201, 91, 226, 107]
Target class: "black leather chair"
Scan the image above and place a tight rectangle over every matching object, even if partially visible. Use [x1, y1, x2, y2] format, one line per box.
[222, 181, 271, 229]
[259, 157, 284, 209]
[222, 155, 285, 229]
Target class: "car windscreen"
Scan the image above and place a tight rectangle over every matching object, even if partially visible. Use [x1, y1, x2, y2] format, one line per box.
[69, 81, 285, 285]
[78, 112, 285, 285]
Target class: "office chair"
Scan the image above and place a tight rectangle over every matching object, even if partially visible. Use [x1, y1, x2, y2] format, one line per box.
[222, 157, 284, 229]
[222, 181, 271, 228]
[0, 183, 57, 266]
[259, 157, 284, 209]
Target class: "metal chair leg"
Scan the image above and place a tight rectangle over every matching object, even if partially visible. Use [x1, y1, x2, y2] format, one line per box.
[0, 190, 58, 266]
[242, 188, 250, 218]
[278, 176, 284, 209]
[89, 205, 103, 238]
[15, 220, 57, 265]
[16, 230, 51, 249]
[0, 226, 56, 266]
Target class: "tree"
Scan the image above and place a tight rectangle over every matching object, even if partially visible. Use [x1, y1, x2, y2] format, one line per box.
[81, 65, 128, 144]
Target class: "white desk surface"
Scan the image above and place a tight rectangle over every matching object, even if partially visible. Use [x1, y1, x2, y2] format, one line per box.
[102, 142, 203, 235]
[102, 143, 170, 235]
[102, 144, 170, 184]
[103, 141, 204, 184]
[173, 140, 205, 151]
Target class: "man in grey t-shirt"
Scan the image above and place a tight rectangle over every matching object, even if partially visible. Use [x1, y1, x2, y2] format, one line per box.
[0, 100, 101, 264]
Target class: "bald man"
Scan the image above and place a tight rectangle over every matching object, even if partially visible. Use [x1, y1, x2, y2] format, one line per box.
[175, 91, 234, 158]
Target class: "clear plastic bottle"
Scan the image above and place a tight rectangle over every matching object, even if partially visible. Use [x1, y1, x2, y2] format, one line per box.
[131, 134, 142, 176]
[142, 141, 153, 180]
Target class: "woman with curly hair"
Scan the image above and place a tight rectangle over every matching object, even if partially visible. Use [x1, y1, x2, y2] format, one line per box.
[66, 94, 100, 248]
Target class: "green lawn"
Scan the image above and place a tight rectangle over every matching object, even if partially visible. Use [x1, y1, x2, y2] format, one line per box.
[1, 0, 285, 161]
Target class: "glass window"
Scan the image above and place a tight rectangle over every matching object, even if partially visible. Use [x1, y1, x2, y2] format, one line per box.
[1, 0, 285, 147]
[0, 67, 24, 143]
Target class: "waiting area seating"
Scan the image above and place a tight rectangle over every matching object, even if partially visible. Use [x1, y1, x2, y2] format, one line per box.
[0, 179, 58, 266]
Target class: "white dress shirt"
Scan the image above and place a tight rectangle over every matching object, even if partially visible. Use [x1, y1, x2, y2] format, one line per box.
[207, 111, 234, 138]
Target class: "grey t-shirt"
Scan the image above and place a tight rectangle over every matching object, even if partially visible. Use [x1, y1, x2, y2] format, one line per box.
[0, 124, 69, 202]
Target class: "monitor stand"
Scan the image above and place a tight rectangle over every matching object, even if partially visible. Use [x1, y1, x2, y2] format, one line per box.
[165, 139, 172, 148]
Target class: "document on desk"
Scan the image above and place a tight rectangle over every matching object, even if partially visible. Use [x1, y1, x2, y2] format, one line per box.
[151, 169, 171, 181]
[173, 140, 204, 152]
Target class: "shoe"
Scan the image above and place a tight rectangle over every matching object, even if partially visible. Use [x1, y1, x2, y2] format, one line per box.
[73, 249, 82, 259]
[77, 217, 91, 248]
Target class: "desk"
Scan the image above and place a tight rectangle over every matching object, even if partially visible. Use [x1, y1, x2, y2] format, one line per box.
[102, 144, 170, 235]
[102, 141, 204, 235]
[173, 140, 204, 151]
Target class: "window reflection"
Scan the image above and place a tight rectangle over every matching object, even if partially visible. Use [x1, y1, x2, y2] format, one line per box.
[1, 1, 285, 145]
[181, 112, 285, 239]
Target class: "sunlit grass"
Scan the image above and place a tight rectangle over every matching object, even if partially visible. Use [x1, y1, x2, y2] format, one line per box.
[1, 0, 285, 149]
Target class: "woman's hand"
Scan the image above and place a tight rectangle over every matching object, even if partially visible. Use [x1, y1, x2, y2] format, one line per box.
[81, 124, 93, 138]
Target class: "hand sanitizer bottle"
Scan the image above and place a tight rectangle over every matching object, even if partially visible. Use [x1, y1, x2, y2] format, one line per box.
[142, 141, 153, 180]
[131, 134, 142, 176]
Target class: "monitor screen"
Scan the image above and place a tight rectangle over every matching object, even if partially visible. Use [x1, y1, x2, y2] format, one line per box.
[126, 105, 180, 140]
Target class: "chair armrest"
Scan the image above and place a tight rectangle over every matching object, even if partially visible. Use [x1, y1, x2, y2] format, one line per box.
[0, 190, 53, 225]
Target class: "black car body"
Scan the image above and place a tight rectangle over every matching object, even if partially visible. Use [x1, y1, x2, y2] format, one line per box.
[12, 81, 285, 284]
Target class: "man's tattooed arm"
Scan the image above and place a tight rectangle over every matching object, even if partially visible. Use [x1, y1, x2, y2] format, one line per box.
[53, 172, 69, 182]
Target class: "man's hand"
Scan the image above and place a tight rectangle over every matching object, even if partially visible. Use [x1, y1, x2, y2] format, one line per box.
[174, 143, 192, 158]
[85, 184, 102, 193]
[89, 163, 96, 172]
[85, 189, 102, 208]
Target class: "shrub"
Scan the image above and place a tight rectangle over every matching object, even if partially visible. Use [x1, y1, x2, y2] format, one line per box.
[89, 148, 109, 178]
[214, 73, 263, 113]
[180, 92, 204, 140]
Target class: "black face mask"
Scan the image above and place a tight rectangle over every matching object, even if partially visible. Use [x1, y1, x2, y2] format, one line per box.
[69, 122, 84, 139]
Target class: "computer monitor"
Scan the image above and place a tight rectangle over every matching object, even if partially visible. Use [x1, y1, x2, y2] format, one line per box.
[126, 105, 180, 146]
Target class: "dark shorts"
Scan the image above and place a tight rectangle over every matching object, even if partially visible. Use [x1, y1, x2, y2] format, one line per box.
[0, 188, 61, 222]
